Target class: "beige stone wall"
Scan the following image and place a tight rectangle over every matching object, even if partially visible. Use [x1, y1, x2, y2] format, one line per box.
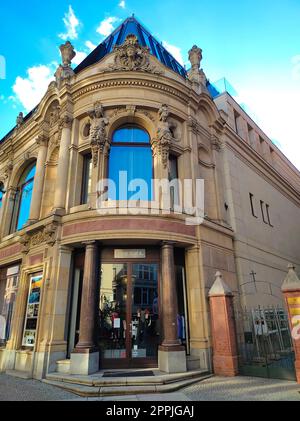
[223, 145, 300, 307]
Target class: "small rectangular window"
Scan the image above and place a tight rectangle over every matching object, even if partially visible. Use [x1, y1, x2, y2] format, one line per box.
[249, 193, 257, 218]
[81, 154, 92, 205]
[266, 204, 273, 227]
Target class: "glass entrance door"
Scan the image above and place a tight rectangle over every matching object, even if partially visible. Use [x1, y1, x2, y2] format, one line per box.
[98, 262, 159, 368]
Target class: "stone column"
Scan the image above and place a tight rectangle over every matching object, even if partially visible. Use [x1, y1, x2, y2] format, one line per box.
[53, 115, 73, 214]
[71, 241, 99, 375]
[281, 264, 300, 384]
[29, 135, 48, 222]
[209, 271, 238, 376]
[158, 242, 187, 373]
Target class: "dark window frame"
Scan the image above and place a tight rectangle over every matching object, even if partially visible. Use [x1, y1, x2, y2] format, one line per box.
[266, 204, 273, 227]
[260, 200, 268, 224]
[249, 193, 257, 218]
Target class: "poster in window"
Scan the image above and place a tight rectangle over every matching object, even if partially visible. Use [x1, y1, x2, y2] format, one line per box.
[22, 274, 43, 347]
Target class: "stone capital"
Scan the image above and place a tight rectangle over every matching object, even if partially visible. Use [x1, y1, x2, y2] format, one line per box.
[59, 114, 73, 129]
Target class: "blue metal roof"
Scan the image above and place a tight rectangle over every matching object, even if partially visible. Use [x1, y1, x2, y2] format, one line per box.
[74, 16, 187, 78]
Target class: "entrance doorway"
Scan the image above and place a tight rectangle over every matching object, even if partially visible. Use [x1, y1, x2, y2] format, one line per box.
[98, 262, 160, 368]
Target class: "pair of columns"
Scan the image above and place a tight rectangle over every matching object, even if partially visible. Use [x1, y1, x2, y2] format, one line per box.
[70, 241, 186, 375]
[29, 116, 73, 223]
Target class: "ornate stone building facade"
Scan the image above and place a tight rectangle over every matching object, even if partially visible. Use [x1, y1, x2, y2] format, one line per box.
[0, 16, 299, 380]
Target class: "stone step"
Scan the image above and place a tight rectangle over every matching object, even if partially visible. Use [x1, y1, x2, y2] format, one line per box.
[56, 359, 71, 374]
[6, 369, 32, 379]
[47, 369, 209, 387]
[42, 373, 212, 397]
[186, 356, 200, 371]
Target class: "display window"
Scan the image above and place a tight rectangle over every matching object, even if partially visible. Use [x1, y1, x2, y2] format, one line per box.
[0, 265, 20, 346]
[22, 274, 43, 348]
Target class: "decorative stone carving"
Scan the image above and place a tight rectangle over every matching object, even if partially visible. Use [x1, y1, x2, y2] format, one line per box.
[109, 34, 161, 74]
[188, 45, 207, 86]
[55, 41, 76, 88]
[211, 128, 223, 152]
[16, 112, 24, 128]
[20, 234, 30, 254]
[152, 104, 173, 168]
[20, 223, 58, 253]
[44, 223, 58, 246]
[36, 134, 49, 147]
[88, 102, 109, 167]
[59, 114, 73, 130]
[49, 104, 61, 127]
[60, 41, 76, 67]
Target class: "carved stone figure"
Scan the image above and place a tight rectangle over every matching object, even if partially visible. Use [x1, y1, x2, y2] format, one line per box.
[88, 102, 109, 167]
[49, 104, 61, 127]
[152, 104, 173, 168]
[110, 34, 160, 74]
[16, 112, 24, 128]
[188, 45, 207, 86]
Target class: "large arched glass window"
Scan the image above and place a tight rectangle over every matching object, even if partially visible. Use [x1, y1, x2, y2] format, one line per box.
[12, 163, 36, 232]
[108, 126, 153, 201]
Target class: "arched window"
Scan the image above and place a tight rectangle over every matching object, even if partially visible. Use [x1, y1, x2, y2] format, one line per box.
[108, 126, 153, 201]
[11, 163, 36, 232]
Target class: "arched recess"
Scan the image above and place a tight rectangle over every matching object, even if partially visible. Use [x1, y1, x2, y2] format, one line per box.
[198, 95, 220, 127]
[198, 144, 218, 221]
[40, 147, 59, 218]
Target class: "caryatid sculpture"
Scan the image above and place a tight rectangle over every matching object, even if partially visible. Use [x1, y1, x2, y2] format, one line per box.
[152, 104, 173, 169]
[88, 102, 109, 167]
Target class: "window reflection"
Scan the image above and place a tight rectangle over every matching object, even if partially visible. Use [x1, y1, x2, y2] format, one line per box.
[15, 163, 36, 231]
[108, 126, 153, 201]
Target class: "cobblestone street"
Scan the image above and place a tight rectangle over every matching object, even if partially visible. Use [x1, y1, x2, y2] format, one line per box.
[0, 373, 300, 401]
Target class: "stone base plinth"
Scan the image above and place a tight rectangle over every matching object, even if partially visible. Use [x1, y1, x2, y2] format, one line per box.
[213, 354, 238, 377]
[158, 348, 187, 374]
[70, 351, 99, 375]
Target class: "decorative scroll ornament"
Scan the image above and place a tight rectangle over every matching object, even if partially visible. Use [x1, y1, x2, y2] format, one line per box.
[110, 34, 161, 74]
[88, 102, 109, 167]
[152, 104, 173, 169]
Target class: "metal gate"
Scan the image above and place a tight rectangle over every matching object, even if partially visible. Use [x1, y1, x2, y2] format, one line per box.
[235, 306, 296, 381]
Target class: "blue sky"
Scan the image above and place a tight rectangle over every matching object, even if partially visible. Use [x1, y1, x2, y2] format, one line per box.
[0, 0, 299, 168]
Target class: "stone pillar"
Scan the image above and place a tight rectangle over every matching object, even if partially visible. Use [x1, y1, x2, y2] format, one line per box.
[71, 241, 99, 375]
[29, 135, 48, 222]
[53, 115, 73, 213]
[209, 271, 238, 376]
[158, 242, 187, 373]
[281, 264, 300, 384]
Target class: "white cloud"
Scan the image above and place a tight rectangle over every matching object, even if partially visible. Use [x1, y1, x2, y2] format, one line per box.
[162, 41, 184, 66]
[119, 1, 126, 8]
[73, 51, 87, 65]
[96, 17, 119, 37]
[59, 5, 80, 40]
[85, 40, 97, 51]
[237, 87, 300, 170]
[12, 64, 56, 111]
